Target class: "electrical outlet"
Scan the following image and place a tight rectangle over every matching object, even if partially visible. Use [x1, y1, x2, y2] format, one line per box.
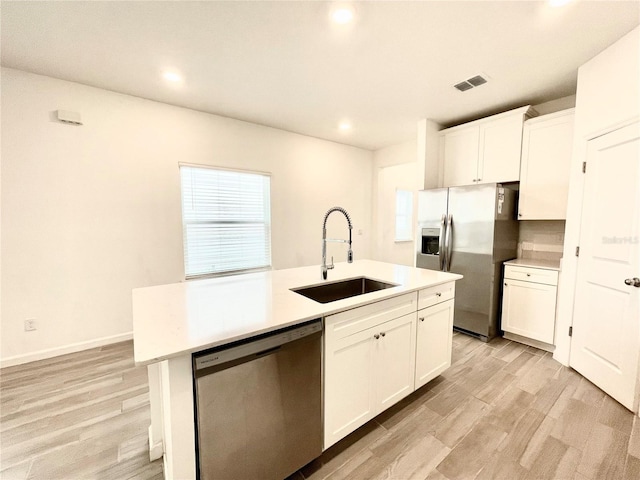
[24, 319, 37, 332]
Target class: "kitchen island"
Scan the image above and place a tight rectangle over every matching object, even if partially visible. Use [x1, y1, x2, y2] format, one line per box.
[133, 260, 462, 479]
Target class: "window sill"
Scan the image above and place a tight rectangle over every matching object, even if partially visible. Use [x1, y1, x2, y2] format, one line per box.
[185, 265, 272, 281]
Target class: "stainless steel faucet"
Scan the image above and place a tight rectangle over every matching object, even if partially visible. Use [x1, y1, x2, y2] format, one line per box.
[321, 207, 353, 279]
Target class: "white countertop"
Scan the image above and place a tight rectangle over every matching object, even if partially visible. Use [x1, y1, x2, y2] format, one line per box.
[132, 260, 462, 365]
[504, 258, 561, 271]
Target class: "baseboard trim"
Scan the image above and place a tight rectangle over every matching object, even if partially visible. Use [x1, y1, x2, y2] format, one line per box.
[0, 332, 133, 368]
[148, 425, 164, 462]
[503, 331, 555, 353]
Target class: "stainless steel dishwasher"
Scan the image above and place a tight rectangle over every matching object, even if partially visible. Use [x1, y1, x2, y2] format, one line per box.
[193, 319, 323, 480]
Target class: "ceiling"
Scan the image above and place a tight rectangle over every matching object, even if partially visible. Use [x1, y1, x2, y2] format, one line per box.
[1, 1, 639, 151]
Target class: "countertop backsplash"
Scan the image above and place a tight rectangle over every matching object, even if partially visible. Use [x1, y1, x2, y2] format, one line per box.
[517, 220, 565, 262]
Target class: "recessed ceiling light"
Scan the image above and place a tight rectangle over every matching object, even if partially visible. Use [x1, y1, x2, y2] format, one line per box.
[339, 122, 352, 131]
[331, 6, 355, 24]
[162, 71, 183, 83]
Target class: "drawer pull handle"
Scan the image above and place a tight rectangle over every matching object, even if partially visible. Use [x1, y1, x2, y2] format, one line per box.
[419, 317, 425, 322]
[374, 334, 380, 340]
[436, 292, 442, 297]
[526, 273, 531, 277]
[380, 332, 386, 337]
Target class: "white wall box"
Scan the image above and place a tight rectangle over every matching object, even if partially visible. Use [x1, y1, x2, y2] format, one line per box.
[324, 293, 417, 449]
[439, 106, 537, 187]
[501, 264, 559, 349]
[518, 109, 575, 220]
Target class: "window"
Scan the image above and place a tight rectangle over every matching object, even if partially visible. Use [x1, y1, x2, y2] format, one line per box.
[180, 165, 271, 278]
[395, 189, 413, 242]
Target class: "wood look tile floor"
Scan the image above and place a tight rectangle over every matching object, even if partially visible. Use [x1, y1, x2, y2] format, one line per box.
[0, 342, 163, 479]
[296, 333, 640, 480]
[1, 334, 639, 479]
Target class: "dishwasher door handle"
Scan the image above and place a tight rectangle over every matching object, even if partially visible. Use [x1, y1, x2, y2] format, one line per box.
[194, 319, 322, 372]
[255, 345, 281, 358]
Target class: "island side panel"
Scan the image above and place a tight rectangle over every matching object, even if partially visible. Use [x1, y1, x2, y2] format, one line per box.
[147, 362, 165, 461]
[160, 355, 196, 480]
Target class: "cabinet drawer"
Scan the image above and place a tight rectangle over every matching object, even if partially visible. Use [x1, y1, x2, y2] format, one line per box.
[418, 282, 455, 310]
[325, 293, 417, 341]
[504, 265, 558, 286]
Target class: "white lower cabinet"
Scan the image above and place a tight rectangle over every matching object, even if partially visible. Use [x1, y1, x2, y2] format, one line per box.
[324, 323, 377, 448]
[323, 293, 416, 449]
[324, 283, 457, 449]
[501, 265, 558, 345]
[415, 299, 454, 389]
[375, 313, 417, 412]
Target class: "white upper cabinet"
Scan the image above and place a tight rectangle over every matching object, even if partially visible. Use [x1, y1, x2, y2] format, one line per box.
[441, 126, 480, 187]
[518, 109, 575, 220]
[439, 106, 536, 188]
[480, 113, 529, 184]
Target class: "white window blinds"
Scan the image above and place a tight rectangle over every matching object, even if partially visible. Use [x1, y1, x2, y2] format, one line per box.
[180, 165, 272, 278]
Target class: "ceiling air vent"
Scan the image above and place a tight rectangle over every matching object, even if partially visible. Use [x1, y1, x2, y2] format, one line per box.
[467, 75, 487, 87]
[454, 74, 488, 92]
[454, 81, 474, 92]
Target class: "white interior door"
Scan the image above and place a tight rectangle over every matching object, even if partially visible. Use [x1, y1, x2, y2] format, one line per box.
[570, 122, 640, 411]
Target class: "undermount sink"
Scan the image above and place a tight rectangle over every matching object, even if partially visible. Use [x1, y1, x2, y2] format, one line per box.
[291, 277, 399, 304]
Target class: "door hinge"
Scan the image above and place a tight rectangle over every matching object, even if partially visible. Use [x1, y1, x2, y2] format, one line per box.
[569, 326, 573, 337]
[582, 162, 587, 173]
[575, 246, 580, 257]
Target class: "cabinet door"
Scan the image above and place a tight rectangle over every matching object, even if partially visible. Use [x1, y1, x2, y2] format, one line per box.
[501, 279, 557, 344]
[324, 327, 376, 449]
[478, 114, 524, 184]
[374, 313, 417, 412]
[442, 126, 480, 187]
[415, 299, 454, 389]
[518, 112, 575, 220]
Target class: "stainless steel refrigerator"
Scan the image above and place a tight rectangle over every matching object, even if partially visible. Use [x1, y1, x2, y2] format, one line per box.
[415, 183, 518, 341]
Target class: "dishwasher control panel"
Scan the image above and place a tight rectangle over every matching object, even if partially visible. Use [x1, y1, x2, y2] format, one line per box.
[193, 319, 322, 372]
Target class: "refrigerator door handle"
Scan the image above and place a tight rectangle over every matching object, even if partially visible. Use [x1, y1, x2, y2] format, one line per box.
[445, 214, 453, 272]
[439, 214, 446, 271]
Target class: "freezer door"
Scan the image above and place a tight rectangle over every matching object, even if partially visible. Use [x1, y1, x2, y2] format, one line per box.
[446, 184, 497, 256]
[417, 188, 448, 227]
[416, 188, 449, 270]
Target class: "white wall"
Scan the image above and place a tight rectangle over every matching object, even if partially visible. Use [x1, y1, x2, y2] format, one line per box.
[418, 119, 441, 189]
[555, 26, 639, 366]
[0, 68, 373, 366]
[533, 95, 576, 116]
[371, 139, 419, 265]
